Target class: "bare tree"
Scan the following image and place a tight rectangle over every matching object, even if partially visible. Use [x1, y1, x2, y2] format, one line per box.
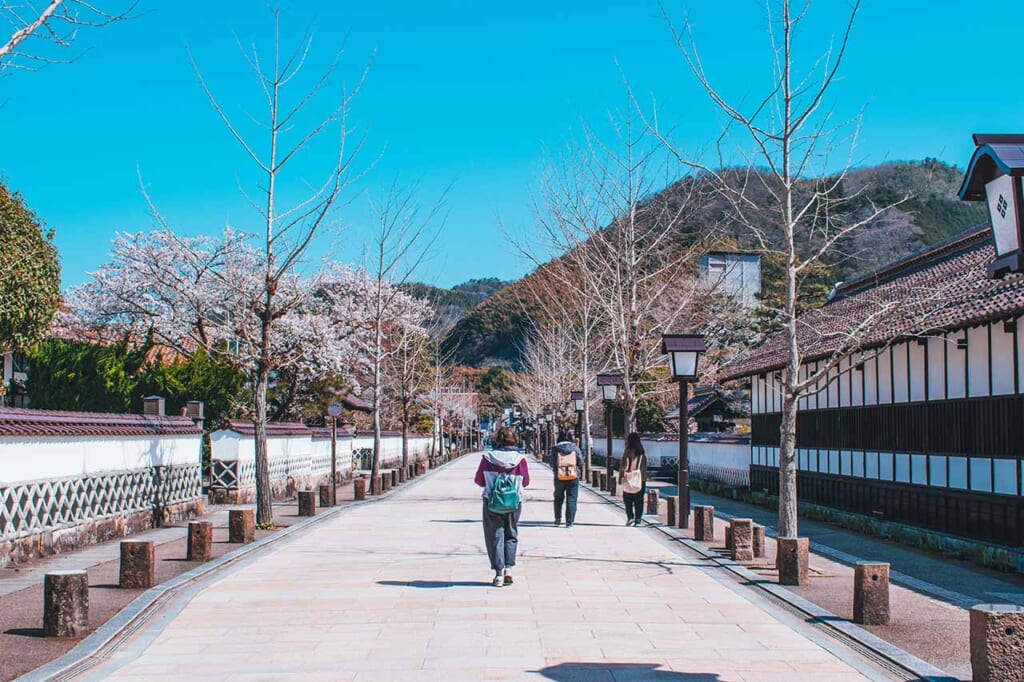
[190, 8, 368, 526]
[648, 0, 914, 537]
[383, 305, 433, 470]
[1, 0, 133, 74]
[364, 181, 443, 492]
[531, 110, 718, 433]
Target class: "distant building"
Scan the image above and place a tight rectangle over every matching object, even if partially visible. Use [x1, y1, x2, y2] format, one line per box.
[699, 252, 761, 308]
[721, 226, 1024, 548]
[1, 351, 29, 408]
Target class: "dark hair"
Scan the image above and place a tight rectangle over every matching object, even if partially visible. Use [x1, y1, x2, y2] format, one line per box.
[494, 426, 519, 446]
[624, 432, 644, 457]
[558, 431, 573, 442]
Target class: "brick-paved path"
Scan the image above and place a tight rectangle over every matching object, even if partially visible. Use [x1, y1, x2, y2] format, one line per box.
[79, 456, 891, 681]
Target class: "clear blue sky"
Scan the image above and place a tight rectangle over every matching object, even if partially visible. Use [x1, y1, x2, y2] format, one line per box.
[3, 0, 1023, 291]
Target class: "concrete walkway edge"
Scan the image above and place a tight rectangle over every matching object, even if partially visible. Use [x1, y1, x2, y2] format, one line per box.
[578, 479, 958, 682]
[18, 456, 468, 682]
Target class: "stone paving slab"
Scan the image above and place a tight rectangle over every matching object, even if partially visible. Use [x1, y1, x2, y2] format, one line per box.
[69, 457, 894, 681]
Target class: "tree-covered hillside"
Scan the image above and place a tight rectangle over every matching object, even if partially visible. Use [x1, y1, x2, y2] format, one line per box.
[402, 277, 508, 336]
[441, 159, 987, 368]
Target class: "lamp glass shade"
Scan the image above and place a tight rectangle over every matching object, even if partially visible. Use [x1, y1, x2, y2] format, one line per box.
[601, 384, 617, 401]
[986, 174, 1021, 256]
[668, 350, 700, 380]
[573, 399, 585, 411]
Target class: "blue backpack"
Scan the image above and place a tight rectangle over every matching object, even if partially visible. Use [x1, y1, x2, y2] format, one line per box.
[487, 472, 520, 514]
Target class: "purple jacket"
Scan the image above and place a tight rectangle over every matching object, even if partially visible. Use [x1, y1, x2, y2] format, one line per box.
[474, 446, 530, 501]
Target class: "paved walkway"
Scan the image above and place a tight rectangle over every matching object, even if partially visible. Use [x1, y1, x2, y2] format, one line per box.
[76, 457, 892, 681]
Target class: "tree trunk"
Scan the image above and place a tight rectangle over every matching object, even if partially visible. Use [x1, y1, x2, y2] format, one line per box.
[401, 401, 409, 468]
[253, 371, 273, 527]
[777, 390, 799, 537]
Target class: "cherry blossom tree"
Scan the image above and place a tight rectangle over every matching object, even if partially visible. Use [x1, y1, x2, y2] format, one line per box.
[185, 8, 368, 525]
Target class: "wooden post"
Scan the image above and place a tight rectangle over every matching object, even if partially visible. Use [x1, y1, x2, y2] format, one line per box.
[229, 508, 255, 544]
[187, 521, 213, 561]
[43, 570, 89, 637]
[298, 490, 316, 517]
[777, 537, 809, 586]
[853, 562, 890, 625]
[971, 604, 1024, 682]
[119, 541, 155, 589]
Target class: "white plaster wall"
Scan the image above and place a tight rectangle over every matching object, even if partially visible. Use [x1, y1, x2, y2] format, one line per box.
[0, 434, 201, 485]
[967, 325, 990, 397]
[991, 322, 1016, 395]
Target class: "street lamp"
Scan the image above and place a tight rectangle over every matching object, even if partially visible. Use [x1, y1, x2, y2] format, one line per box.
[958, 134, 1024, 278]
[544, 407, 555, 454]
[661, 333, 706, 530]
[596, 373, 623, 487]
[570, 390, 584, 447]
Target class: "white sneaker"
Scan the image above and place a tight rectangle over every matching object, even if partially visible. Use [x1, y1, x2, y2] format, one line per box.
[492, 574, 504, 587]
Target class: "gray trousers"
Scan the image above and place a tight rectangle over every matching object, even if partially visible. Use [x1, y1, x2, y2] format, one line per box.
[482, 501, 521, 572]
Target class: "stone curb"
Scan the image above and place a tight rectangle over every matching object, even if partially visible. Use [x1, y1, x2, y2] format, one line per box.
[577, 479, 958, 682]
[18, 453, 472, 682]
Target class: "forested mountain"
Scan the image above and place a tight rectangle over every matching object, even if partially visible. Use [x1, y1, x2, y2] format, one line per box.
[440, 159, 986, 369]
[402, 278, 508, 336]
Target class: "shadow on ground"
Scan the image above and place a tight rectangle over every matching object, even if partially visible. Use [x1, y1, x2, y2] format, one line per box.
[534, 663, 720, 681]
[3, 628, 44, 639]
[377, 580, 492, 589]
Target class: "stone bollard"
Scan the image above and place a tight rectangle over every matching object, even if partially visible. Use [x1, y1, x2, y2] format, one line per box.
[646, 490, 659, 515]
[777, 537, 809, 586]
[399, 467, 407, 483]
[391, 470, 399, 488]
[607, 476, 617, 496]
[319, 484, 335, 508]
[730, 519, 754, 562]
[970, 604, 1024, 682]
[229, 508, 255, 544]
[43, 570, 89, 637]
[693, 505, 715, 541]
[119, 540, 156, 589]
[354, 477, 368, 501]
[380, 473, 391, 492]
[591, 471, 600, 487]
[853, 562, 890, 625]
[597, 471, 607, 491]
[187, 521, 213, 561]
[753, 524, 766, 558]
[298, 490, 316, 517]
[665, 496, 679, 527]
[725, 526, 733, 551]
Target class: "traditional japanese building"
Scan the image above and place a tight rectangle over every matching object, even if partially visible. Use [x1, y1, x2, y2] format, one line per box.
[721, 224, 1024, 547]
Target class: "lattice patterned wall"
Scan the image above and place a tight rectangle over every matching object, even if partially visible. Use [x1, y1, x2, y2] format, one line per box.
[0, 464, 201, 542]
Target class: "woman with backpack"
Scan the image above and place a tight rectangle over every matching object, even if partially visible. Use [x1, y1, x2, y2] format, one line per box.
[550, 431, 584, 527]
[474, 426, 530, 587]
[618, 432, 648, 526]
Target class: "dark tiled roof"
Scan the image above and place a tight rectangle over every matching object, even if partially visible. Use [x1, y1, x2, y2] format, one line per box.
[220, 420, 311, 437]
[0, 407, 202, 439]
[720, 227, 1024, 381]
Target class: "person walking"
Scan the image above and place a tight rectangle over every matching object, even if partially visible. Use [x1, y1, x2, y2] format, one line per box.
[474, 426, 530, 587]
[549, 431, 584, 527]
[619, 432, 648, 527]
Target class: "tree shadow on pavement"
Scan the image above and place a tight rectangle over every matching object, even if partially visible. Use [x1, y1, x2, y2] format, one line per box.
[377, 580, 492, 589]
[534, 662, 720, 681]
[429, 519, 477, 523]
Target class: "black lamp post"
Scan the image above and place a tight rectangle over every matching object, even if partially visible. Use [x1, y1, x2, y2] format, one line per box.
[544, 407, 554, 454]
[596, 373, 623, 488]
[570, 390, 584, 447]
[661, 334, 706, 530]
